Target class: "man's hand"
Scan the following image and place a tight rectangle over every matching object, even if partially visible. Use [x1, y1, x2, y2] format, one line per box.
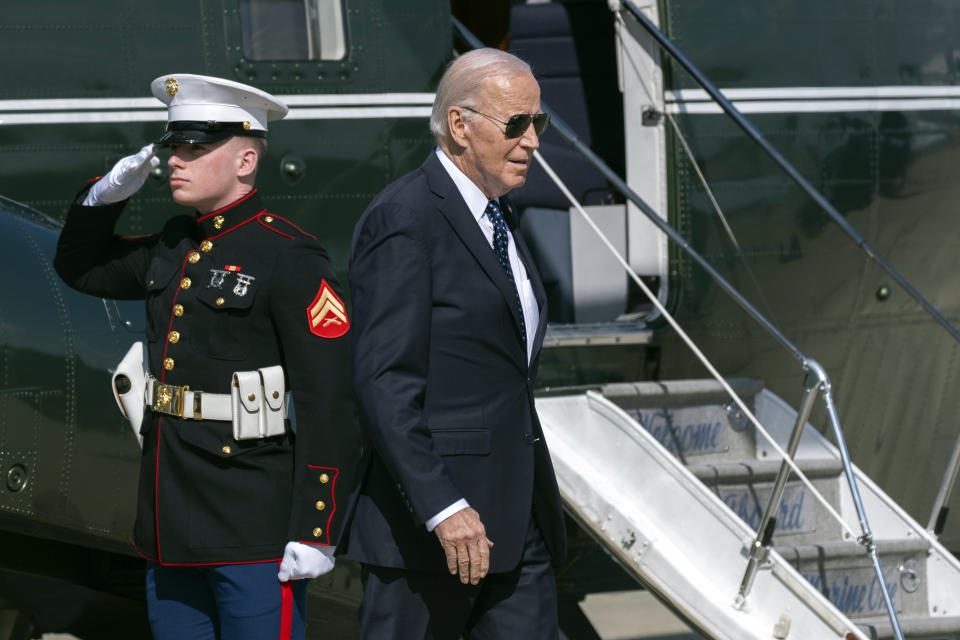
[84, 143, 160, 206]
[434, 507, 494, 585]
[277, 542, 335, 582]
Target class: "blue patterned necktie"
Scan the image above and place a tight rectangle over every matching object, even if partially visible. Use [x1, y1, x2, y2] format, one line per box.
[485, 199, 526, 348]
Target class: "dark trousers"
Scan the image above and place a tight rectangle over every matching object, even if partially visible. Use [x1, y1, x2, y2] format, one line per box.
[359, 518, 559, 640]
[145, 561, 309, 640]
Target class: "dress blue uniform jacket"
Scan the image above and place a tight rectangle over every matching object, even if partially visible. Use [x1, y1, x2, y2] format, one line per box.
[344, 152, 567, 574]
[54, 189, 362, 565]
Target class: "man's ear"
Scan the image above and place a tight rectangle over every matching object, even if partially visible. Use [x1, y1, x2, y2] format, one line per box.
[447, 106, 469, 148]
[236, 145, 258, 178]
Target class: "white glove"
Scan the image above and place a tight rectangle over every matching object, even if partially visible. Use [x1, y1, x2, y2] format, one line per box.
[83, 143, 160, 206]
[277, 542, 336, 582]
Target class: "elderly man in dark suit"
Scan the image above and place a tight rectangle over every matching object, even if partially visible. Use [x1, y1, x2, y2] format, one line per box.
[344, 48, 567, 639]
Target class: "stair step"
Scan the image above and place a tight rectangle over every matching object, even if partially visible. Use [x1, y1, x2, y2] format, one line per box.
[855, 614, 960, 639]
[604, 379, 764, 463]
[689, 458, 844, 483]
[774, 538, 932, 620]
[543, 322, 653, 348]
[602, 377, 764, 408]
[778, 538, 930, 561]
[691, 459, 845, 542]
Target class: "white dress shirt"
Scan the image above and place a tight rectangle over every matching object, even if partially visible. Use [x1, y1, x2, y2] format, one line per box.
[425, 147, 542, 531]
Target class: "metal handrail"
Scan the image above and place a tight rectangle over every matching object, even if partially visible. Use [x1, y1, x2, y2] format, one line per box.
[734, 365, 823, 607]
[617, 0, 960, 539]
[451, 12, 903, 639]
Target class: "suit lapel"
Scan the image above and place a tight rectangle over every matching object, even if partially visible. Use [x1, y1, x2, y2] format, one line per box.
[424, 155, 530, 361]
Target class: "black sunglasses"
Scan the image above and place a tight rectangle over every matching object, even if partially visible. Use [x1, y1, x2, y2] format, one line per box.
[459, 106, 551, 139]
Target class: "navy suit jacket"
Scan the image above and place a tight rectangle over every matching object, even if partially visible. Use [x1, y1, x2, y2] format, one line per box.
[343, 152, 567, 573]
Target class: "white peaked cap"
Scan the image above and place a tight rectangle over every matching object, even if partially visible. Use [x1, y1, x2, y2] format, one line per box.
[150, 73, 288, 143]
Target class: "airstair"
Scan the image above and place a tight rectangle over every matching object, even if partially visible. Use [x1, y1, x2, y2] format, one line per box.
[537, 380, 960, 639]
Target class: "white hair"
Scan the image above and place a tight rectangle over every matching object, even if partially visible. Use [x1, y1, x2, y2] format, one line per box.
[430, 48, 533, 144]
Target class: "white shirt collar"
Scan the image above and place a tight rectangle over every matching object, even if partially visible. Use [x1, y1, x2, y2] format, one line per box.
[434, 147, 495, 224]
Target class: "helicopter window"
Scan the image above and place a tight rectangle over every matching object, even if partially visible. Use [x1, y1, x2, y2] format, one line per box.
[238, 0, 346, 61]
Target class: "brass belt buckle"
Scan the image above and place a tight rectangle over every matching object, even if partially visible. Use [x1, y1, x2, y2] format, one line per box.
[153, 382, 188, 417]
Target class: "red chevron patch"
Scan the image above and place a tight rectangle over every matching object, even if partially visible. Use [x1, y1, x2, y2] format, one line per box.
[306, 279, 349, 338]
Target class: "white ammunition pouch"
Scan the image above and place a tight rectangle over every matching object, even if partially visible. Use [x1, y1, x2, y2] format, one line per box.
[231, 365, 288, 441]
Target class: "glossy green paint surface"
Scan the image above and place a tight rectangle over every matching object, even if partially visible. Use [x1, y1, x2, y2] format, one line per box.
[0, 0, 448, 286]
[0, 197, 142, 547]
[657, 0, 960, 551]
[663, 0, 960, 88]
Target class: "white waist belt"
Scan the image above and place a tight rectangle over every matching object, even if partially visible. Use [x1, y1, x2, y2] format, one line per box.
[145, 376, 290, 422]
[145, 377, 231, 420]
[112, 341, 291, 448]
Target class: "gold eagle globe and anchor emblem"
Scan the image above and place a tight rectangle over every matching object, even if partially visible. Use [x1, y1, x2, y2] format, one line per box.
[165, 77, 179, 97]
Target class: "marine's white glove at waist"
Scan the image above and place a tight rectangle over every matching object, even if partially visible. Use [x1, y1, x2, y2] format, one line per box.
[277, 542, 335, 582]
[83, 143, 159, 206]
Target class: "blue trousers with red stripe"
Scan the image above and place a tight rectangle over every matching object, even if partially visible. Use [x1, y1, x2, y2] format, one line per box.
[145, 561, 308, 640]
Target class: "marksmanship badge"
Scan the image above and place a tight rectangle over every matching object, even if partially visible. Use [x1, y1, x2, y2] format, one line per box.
[207, 269, 229, 289]
[233, 273, 256, 297]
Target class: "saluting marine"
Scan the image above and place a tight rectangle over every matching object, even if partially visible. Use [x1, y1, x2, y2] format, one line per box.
[53, 74, 361, 640]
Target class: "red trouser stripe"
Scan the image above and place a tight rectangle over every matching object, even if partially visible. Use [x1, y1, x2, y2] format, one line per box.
[279, 575, 293, 640]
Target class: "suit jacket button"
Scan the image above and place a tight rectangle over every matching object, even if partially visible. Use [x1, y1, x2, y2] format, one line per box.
[524, 433, 541, 445]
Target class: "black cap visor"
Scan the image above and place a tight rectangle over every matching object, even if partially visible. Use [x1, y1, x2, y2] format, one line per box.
[156, 121, 266, 146]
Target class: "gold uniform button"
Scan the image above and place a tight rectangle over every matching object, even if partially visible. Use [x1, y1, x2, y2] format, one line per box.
[222, 446, 232, 455]
[168, 331, 180, 344]
[315, 501, 326, 511]
[312, 527, 323, 538]
[215, 297, 225, 306]
[164, 358, 175, 371]
[264, 215, 274, 223]
[319, 473, 329, 484]
[173, 304, 184, 317]
[187, 251, 201, 264]
[147, 279, 154, 287]
[213, 215, 225, 229]
[248, 393, 256, 401]
[200, 240, 214, 252]
[272, 391, 279, 399]
[180, 277, 192, 290]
